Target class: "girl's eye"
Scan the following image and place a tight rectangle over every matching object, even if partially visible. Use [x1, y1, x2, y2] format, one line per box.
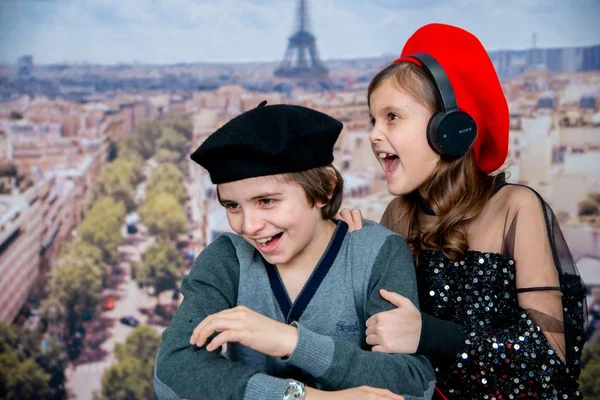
[224, 203, 239, 210]
[259, 199, 275, 206]
[387, 112, 399, 121]
[369, 116, 376, 127]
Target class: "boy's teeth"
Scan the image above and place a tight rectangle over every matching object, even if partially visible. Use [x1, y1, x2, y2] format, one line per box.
[379, 153, 393, 159]
[257, 237, 273, 244]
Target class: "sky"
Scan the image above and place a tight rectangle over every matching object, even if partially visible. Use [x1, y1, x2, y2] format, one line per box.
[0, 0, 599, 65]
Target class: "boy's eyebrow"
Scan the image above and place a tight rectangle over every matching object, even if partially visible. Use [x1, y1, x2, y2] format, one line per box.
[249, 192, 283, 201]
[219, 192, 283, 203]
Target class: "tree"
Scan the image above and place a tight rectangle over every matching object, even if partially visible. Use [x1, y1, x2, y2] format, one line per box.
[139, 193, 187, 240]
[79, 197, 126, 265]
[116, 143, 145, 167]
[61, 239, 109, 286]
[41, 258, 102, 337]
[118, 158, 144, 186]
[146, 178, 187, 206]
[166, 118, 193, 140]
[0, 323, 68, 400]
[157, 126, 188, 161]
[145, 162, 188, 204]
[137, 240, 185, 304]
[39, 296, 66, 336]
[95, 357, 150, 400]
[23, 331, 69, 400]
[581, 339, 600, 398]
[122, 120, 164, 160]
[95, 325, 160, 400]
[96, 166, 137, 212]
[0, 350, 52, 400]
[580, 362, 600, 398]
[115, 325, 162, 366]
[96, 158, 144, 212]
[148, 162, 184, 186]
[155, 148, 181, 165]
[0, 323, 20, 353]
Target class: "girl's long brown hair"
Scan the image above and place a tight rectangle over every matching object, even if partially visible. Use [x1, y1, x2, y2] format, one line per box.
[369, 63, 496, 263]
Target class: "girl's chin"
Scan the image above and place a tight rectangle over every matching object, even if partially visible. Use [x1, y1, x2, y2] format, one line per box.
[387, 180, 417, 197]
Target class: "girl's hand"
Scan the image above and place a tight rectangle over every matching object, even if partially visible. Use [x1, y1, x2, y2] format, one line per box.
[366, 289, 422, 354]
[337, 208, 363, 231]
[189, 306, 298, 358]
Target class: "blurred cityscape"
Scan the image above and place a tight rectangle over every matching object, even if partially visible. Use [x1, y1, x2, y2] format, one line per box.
[1, 1, 600, 399]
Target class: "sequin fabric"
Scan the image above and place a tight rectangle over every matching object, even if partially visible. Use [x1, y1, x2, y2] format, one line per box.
[417, 250, 584, 399]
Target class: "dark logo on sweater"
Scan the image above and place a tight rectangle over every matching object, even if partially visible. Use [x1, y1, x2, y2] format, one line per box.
[335, 321, 359, 334]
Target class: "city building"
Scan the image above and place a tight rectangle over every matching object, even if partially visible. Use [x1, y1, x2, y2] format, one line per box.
[0, 180, 44, 322]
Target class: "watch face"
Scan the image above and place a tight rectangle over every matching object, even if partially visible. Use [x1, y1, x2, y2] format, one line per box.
[284, 381, 305, 400]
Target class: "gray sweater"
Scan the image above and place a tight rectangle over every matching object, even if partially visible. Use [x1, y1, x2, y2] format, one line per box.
[154, 220, 435, 400]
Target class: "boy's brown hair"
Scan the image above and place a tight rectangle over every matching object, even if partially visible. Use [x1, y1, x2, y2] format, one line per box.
[280, 164, 344, 220]
[217, 164, 344, 220]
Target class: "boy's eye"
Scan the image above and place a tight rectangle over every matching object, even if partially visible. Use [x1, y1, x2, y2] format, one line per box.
[259, 199, 275, 206]
[224, 203, 239, 210]
[387, 112, 399, 121]
[369, 116, 375, 127]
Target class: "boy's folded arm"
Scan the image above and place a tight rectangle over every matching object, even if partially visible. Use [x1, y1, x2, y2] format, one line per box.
[154, 235, 292, 400]
[284, 235, 436, 398]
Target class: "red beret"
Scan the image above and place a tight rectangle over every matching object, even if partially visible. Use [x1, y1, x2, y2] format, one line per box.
[393, 23, 509, 174]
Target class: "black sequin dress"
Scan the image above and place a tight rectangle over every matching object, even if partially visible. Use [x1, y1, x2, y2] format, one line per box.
[414, 178, 587, 399]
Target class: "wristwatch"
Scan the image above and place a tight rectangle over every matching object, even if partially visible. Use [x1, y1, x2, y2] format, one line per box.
[282, 380, 306, 400]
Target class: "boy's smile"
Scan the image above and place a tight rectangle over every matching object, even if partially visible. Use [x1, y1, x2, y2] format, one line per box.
[217, 175, 335, 270]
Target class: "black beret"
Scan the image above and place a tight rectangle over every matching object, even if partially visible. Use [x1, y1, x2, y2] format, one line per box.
[190, 101, 343, 184]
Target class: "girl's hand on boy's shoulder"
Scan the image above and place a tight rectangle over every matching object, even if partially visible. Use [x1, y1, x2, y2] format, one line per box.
[337, 208, 363, 231]
[189, 306, 298, 358]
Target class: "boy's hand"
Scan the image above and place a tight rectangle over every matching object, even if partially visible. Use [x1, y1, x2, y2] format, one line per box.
[189, 306, 298, 358]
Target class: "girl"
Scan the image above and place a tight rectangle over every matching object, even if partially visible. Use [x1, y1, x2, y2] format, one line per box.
[342, 23, 587, 399]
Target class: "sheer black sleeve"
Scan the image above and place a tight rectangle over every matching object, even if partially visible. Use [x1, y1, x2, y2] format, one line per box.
[502, 184, 588, 378]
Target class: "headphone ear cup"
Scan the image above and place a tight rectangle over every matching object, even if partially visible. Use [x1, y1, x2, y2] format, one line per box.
[426, 111, 447, 156]
[427, 110, 477, 157]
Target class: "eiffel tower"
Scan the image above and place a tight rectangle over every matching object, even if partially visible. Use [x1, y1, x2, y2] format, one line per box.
[274, 0, 328, 83]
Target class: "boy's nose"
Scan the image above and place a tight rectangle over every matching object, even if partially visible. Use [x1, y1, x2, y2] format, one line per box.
[242, 212, 266, 236]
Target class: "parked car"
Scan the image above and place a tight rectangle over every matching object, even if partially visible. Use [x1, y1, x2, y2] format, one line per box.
[103, 296, 116, 311]
[120, 316, 140, 327]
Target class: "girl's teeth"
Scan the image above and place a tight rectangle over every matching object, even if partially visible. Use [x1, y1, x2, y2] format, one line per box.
[257, 237, 273, 244]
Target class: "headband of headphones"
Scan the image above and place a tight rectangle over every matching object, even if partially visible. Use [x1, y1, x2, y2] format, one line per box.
[403, 52, 458, 112]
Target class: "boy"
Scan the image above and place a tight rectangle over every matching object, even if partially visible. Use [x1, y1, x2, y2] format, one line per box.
[153, 101, 435, 400]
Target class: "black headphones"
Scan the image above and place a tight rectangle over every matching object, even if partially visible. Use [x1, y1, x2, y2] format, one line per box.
[404, 52, 477, 157]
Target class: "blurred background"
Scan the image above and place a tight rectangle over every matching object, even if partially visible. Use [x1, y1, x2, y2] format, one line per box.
[0, 0, 599, 399]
